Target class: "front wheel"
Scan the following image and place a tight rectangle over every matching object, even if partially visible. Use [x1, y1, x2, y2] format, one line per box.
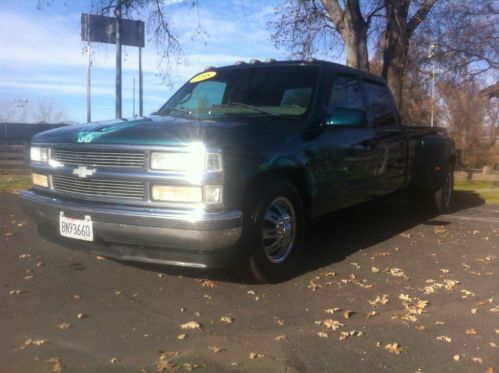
[240, 179, 305, 283]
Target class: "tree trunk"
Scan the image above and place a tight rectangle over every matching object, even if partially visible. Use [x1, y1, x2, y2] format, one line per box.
[322, 0, 369, 71]
[382, 0, 438, 109]
[382, 1, 410, 109]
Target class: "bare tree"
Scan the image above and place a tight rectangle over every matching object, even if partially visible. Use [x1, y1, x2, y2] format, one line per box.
[270, 0, 384, 71]
[270, 1, 445, 107]
[33, 99, 69, 124]
[0, 98, 69, 124]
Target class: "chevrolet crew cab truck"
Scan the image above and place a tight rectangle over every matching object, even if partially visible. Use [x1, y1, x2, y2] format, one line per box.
[20, 60, 455, 282]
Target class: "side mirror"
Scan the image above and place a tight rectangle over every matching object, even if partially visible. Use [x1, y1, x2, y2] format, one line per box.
[323, 107, 367, 127]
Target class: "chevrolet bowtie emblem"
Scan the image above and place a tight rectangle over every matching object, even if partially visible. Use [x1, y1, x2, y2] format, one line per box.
[73, 165, 96, 178]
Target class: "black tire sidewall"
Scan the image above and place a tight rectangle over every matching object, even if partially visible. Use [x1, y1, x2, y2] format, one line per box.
[242, 179, 305, 283]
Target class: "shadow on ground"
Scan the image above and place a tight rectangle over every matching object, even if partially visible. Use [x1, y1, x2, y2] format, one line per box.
[114, 190, 486, 282]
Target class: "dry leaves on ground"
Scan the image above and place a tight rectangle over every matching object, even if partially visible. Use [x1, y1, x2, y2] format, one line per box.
[46, 358, 64, 372]
[317, 331, 329, 338]
[275, 335, 286, 341]
[385, 343, 402, 355]
[179, 321, 202, 330]
[315, 319, 344, 330]
[9, 289, 25, 295]
[339, 330, 364, 341]
[16, 338, 47, 351]
[56, 323, 72, 330]
[369, 294, 389, 307]
[209, 346, 225, 353]
[220, 316, 234, 324]
[324, 308, 340, 314]
[249, 352, 264, 359]
[197, 279, 217, 288]
[307, 280, 322, 291]
[436, 336, 452, 343]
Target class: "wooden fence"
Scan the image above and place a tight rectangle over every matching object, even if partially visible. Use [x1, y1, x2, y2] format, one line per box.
[0, 122, 68, 168]
[0, 139, 30, 168]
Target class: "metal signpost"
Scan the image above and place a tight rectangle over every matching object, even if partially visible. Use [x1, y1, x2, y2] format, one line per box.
[81, 8, 145, 120]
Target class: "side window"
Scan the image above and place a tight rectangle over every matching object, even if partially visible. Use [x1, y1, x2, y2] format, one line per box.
[363, 81, 397, 127]
[325, 74, 367, 127]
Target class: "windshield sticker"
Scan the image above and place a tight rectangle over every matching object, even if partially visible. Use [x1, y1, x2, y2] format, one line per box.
[190, 71, 217, 83]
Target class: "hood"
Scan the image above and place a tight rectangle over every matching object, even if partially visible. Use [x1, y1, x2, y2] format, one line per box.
[31, 115, 301, 148]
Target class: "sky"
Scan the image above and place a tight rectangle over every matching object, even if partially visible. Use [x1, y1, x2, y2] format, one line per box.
[0, 0, 343, 124]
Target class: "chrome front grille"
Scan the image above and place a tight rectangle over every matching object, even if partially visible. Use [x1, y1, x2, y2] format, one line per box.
[52, 175, 145, 200]
[52, 148, 146, 168]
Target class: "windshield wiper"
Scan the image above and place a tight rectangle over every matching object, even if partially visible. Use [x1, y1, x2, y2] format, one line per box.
[212, 103, 280, 116]
[160, 107, 192, 115]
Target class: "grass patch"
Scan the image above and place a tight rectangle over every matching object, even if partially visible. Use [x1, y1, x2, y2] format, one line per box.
[454, 180, 499, 205]
[0, 172, 32, 192]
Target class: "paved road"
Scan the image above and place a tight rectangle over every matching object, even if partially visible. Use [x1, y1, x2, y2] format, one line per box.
[1, 192, 498, 372]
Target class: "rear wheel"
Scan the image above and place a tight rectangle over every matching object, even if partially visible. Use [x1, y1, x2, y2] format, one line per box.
[240, 179, 305, 283]
[408, 165, 454, 214]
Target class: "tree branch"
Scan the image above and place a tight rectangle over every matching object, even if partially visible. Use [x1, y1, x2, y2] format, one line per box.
[407, 0, 438, 34]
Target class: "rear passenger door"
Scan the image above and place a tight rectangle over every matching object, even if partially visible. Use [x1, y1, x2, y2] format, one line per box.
[362, 80, 407, 195]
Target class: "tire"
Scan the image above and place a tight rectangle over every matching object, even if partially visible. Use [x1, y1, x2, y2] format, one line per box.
[239, 178, 305, 283]
[408, 165, 454, 214]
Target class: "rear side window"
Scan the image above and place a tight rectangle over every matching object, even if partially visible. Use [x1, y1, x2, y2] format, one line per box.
[327, 75, 366, 112]
[363, 81, 397, 127]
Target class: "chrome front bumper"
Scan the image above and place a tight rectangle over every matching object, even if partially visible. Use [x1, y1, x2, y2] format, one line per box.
[20, 190, 242, 268]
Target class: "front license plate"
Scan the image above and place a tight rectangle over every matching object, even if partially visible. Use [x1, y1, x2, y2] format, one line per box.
[59, 212, 94, 242]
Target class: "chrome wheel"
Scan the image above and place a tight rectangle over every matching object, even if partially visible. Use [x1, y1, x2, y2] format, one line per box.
[262, 197, 296, 264]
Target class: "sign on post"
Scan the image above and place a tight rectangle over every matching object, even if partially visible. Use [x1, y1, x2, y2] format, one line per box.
[81, 14, 144, 47]
[81, 13, 145, 120]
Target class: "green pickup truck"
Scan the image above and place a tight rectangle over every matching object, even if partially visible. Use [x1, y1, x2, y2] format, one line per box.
[20, 59, 455, 282]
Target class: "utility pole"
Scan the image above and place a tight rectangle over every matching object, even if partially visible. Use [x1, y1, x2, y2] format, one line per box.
[429, 43, 436, 127]
[115, 0, 122, 119]
[86, 40, 92, 123]
[139, 44, 143, 116]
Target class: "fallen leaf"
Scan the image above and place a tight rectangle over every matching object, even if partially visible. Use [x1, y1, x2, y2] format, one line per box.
[72, 294, 81, 300]
[317, 331, 329, 338]
[220, 316, 234, 324]
[436, 336, 452, 343]
[385, 343, 402, 355]
[275, 335, 286, 341]
[249, 352, 264, 359]
[324, 271, 336, 277]
[453, 354, 460, 361]
[367, 311, 378, 319]
[46, 358, 64, 372]
[56, 323, 72, 330]
[110, 357, 119, 364]
[197, 279, 217, 288]
[471, 308, 478, 314]
[315, 319, 344, 330]
[275, 319, 284, 326]
[76, 312, 87, 319]
[307, 280, 322, 291]
[209, 346, 225, 353]
[371, 266, 380, 273]
[18, 254, 31, 259]
[23, 275, 34, 280]
[339, 330, 364, 341]
[247, 290, 256, 295]
[96, 256, 105, 260]
[343, 310, 354, 319]
[485, 368, 495, 373]
[177, 334, 187, 340]
[465, 328, 477, 335]
[489, 342, 497, 348]
[324, 308, 340, 314]
[179, 321, 201, 330]
[389, 268, 409, 279]
[369, 294, 389, 307]
[472, 357, 483, 363]
[36, 262, 45, 267]
[156, 352, 180, 372]
[9, 289, 25, 295]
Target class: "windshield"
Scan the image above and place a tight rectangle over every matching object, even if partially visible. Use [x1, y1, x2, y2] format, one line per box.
[158, 65, 319, 118]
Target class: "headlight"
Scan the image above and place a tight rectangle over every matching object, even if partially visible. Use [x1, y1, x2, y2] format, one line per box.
[150, 143, 222, 173]
[30, 147, 48, 162]
[32, 173, 49, 188]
